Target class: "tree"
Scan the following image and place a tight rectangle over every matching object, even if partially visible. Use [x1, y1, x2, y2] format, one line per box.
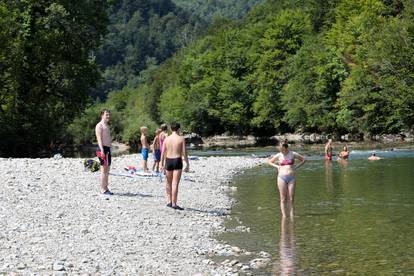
[0, 1, 109, 156]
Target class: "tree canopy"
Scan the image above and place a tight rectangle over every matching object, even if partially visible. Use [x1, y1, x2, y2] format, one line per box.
[0, 0, 109, 156]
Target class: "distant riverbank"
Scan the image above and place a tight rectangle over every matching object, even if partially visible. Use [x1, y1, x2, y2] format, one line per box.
[192, 132, 414, 148]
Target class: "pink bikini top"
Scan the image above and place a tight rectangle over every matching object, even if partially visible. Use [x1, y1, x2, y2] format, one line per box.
[278, 151, 295, 166]
[280, 159, 294, 166]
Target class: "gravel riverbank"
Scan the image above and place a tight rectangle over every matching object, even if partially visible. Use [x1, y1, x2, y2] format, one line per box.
[0, 154, 262, 275]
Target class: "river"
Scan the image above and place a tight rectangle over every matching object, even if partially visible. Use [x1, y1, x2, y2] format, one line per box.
[218, 149, 414, 274]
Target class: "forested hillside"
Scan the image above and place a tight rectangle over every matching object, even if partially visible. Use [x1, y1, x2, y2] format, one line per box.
[94, 0, 267, 98]
[70, 0, 413, 146]
[93, 0, 202, 98]
[2, 0, 413, 156]
[172, 0, 265, 22]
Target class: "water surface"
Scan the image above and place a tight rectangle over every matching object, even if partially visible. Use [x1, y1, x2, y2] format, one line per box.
[220, 150, 414, 274]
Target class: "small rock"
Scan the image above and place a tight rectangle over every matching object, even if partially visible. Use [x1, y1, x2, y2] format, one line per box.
[258, 251, 271, 258]
[231, 246, 241, 253]
[53, 261, 65, 271]
[241, 265, 250, 271]
[249, 258, 271, 269]
[17, 263, 26, 270]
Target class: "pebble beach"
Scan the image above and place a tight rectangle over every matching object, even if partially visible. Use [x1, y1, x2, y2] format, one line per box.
[0, 154, 263, 275]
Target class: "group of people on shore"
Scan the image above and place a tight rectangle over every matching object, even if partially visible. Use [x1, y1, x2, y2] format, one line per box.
[95, 109, 189, 210]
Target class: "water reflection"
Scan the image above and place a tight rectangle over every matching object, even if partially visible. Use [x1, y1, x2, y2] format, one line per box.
[273, 218, 297, 275]
[325, 160, 333, 193]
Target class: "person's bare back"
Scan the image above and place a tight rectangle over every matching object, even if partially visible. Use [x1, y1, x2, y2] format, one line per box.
[164, 133, 185, 159]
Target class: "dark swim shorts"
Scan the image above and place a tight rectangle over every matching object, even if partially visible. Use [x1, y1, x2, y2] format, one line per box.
[165, 157, 183, 171]
[97, 146, 112, 166]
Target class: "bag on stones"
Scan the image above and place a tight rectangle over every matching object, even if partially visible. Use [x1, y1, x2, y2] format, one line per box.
[84, 159, 100, 172]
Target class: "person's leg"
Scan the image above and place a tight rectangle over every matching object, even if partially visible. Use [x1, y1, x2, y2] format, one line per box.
[277, 178, 289, 218]
[155, 161, 160, 173]
[100, 165, 106, 192]
[143, 160, 147, 172]
[165, 170, 173, 205]
[104, 165, 110, 191]
[287, 180, 296, 219]
[171, 169, 182, 207]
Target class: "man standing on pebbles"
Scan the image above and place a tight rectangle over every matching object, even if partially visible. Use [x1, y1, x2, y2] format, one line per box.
[161, 122, 189, 210]
[95, 109, 113, 195]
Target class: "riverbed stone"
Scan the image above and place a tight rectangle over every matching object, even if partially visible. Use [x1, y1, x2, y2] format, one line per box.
[0, 155, 261, 275]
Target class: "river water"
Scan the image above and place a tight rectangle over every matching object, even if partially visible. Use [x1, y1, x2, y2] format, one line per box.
[219, 149, 414, 274]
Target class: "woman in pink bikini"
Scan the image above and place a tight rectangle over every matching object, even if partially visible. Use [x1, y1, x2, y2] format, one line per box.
[268, 142, 306, 218]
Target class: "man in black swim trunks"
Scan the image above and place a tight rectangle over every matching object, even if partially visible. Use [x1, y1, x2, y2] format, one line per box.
[95, 109, 113, 195]
[160, 122, 189, 210]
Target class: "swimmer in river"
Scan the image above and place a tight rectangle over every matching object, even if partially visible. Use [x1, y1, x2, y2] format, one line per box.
[338, 145, 350, 161]
[368, 152, 382, 160]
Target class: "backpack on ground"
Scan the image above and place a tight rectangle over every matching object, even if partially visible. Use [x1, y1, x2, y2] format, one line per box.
[84, 159, 100, 172]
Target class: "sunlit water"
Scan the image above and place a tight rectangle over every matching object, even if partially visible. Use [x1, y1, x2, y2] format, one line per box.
[219, 150, 414, 274]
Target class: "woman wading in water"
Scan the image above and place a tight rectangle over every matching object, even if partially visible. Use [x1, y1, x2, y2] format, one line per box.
[268, 143, 306, 218]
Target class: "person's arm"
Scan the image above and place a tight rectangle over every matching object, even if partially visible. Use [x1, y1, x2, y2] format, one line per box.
[95, 124, 104, 153]
[160, 139, 167, 171]
[294, 152, 306, 170]
[182, 138, 189, 172]
[268, 154, 280, 170]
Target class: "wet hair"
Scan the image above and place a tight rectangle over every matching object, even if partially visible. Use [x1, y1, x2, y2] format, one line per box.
[160, 123, 168, 132]
[281, 143, 289, 149]
[100, 109, 110, 117]
[171, 122, 180, 132]
[372, 152, 376, 156]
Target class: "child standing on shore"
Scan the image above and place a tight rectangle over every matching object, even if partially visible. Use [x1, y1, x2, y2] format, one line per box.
[152, 129, 162, 173]
[140, 126, 149, 172]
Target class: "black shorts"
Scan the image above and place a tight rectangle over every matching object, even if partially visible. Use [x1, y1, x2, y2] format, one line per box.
[98, 146, 112, 166]
[165, 157, 183, 171]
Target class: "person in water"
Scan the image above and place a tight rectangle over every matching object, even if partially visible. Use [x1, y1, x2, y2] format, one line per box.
[95, 109, 113, 195]
[160, 122, 189, 210]
[268, 143, 306, 218]
[338, 145, 350, 160]
[325, 138, 333, 161]
[368, 152, 382, 160]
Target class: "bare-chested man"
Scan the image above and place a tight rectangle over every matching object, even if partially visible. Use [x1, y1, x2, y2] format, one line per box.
[95, 109, 113, 195]
[160, 122, 189, 210]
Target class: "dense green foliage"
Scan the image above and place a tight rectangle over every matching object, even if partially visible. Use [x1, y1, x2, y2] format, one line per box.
[172, 0, 265, 22]
[94, 0, 270, 98]
[85, 0, 413, 145]
[3, 0, 413, 155]
[0, 0, 109, 156]
[94, 0, 204, 97]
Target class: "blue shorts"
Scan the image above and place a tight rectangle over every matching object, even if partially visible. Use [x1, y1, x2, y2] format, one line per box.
[141, 148, 149, 161]
[154, 149, 161, 161]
